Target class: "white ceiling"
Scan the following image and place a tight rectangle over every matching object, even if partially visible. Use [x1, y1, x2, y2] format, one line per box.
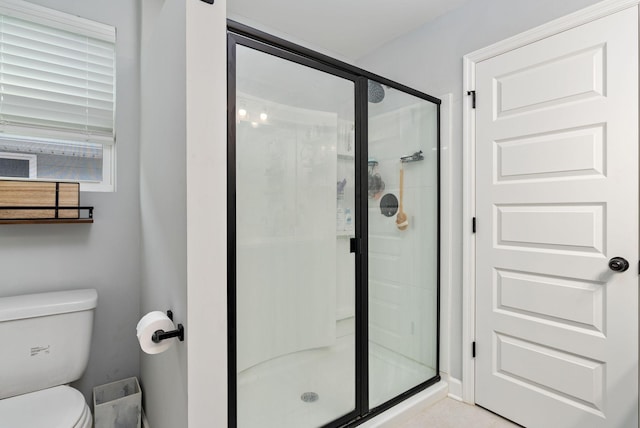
[227, 0, 471, 61]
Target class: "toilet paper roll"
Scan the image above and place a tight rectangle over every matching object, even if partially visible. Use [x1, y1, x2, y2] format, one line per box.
[136, 311, 176, 354]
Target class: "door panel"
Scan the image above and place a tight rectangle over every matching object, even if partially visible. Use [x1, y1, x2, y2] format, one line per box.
[475, 7, 638, 428]
[495, 269, 605, 333]
[495, 44, 605, 117]
[495, 125, 605, 182]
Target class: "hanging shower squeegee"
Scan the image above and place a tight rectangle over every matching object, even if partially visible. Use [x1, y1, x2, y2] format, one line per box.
[400, 150, 424, 163]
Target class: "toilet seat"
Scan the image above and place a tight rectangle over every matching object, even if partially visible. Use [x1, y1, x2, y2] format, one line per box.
[0, 385, 91, 428]
[73, 402, 93, 428]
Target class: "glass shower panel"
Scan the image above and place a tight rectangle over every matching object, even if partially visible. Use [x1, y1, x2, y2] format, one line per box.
[367, 81, 438, 408]
[235, 44, 356, 428]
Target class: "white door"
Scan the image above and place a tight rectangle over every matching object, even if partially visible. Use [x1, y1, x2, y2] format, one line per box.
[475, 6, 638, 428]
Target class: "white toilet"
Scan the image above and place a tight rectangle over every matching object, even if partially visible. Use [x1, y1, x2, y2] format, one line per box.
[0, 289, 98, 428]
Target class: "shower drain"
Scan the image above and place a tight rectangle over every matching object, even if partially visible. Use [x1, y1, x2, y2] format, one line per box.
[301, 392, 319, 403]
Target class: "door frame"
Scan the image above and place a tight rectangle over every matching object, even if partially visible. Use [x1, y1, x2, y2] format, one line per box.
[461, 0, 640, 405]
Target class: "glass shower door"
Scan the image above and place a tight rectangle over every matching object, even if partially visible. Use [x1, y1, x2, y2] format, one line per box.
[232, 42, 356, 428]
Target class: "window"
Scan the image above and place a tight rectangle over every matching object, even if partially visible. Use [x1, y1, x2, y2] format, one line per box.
[0, 1, 116, 191]
[0, 151, 35, 177]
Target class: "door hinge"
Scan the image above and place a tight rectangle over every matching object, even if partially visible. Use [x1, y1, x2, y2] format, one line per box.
[472, 341, 476, 358]
[467, 90, 476, 109]
[472, 217, 476, 234]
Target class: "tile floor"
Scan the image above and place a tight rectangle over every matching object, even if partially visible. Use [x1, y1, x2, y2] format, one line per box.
[397, 398, 521, 428]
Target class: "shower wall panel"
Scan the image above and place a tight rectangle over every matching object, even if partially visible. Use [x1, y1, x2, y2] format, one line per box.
[236, 96, 338, 372]
[368, 102, 437, 366]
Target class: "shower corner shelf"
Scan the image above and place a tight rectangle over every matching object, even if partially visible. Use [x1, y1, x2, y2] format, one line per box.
[337, 153, 354, 160]
[337, 231, 355, 237]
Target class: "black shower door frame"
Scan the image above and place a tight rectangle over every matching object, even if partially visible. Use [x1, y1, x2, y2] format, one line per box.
[227, 21, 441, 428]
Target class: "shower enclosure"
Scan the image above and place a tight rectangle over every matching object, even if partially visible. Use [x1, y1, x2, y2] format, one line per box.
[228, 23, 440, 428]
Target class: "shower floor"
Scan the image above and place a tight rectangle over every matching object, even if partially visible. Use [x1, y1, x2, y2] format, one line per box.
[237, 333, 436, 428]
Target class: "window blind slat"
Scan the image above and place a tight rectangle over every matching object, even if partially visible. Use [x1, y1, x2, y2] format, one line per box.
[3, 45, 114, 69]
[2, 74, 114, 100]
[0, 124, 114, 145]
[0, 116, 113, 136]
[3, 43, 115, 73]
[3, 59, 114, 86]
[0, 12, 115, 145]
[3, 34, 113, 65]
[1, 95, 114, 120]
[1, 97, 113, 118]
[0, 117, 113, 135]
[2, 100, 113, 129]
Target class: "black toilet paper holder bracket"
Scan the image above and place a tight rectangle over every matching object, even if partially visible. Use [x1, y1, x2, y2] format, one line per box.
[151, 310, 184, 343]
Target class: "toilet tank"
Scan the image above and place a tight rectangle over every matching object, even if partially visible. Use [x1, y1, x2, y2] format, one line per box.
[0, 289, 98, 399]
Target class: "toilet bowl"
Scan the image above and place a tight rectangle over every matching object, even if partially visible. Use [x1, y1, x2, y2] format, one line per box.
[0, 386, 92, 428]
[0, 289, 97, 428]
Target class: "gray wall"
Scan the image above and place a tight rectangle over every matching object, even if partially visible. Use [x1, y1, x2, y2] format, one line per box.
[357, 0, 602, 380]
[139, 1, 188, 427]
[0, 0, 141, 404]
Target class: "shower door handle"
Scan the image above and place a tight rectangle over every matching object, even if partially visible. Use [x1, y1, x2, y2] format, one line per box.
[350, 237, 361, 254]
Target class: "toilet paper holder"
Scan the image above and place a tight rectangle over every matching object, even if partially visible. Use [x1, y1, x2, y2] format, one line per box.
[151, 310, 184, 343]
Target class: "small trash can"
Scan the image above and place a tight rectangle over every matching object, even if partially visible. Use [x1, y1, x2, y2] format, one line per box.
[93, 377, 142, 428]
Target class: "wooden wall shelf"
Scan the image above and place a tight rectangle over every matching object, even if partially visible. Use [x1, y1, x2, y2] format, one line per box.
[0, 181, 94, 224]
[0, 206, 94, 224]
[0, 218, 94, 225]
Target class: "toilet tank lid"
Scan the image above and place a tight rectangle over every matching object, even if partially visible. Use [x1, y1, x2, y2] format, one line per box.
[0, 289, 97, 322]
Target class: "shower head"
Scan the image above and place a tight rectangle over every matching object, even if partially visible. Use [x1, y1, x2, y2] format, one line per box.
[368, 81, 385, 103]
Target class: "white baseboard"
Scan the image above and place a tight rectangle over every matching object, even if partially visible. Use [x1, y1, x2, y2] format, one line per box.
[443, 374, 463, 402]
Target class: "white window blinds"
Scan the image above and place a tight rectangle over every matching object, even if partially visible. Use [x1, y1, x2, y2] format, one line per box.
[0, 6, 115, 145]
